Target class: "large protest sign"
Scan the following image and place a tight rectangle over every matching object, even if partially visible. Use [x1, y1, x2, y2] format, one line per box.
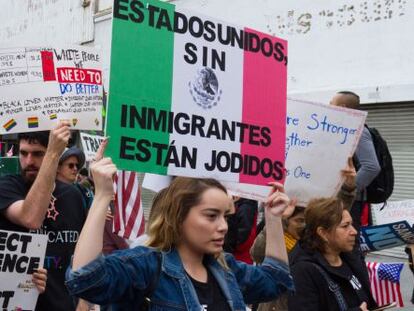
[80, 132, 105, 162]
[105, 0, 287, 186]
[0, 230, 47, 310]
[372, 200, 414, 226]
[0, 46, 103, 134]
[360, 221, 414, 252]
[224, 99, 366, 204]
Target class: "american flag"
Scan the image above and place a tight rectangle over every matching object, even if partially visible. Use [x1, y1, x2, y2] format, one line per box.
[113, 170, 145, 240]
[366, 262, 404, 307]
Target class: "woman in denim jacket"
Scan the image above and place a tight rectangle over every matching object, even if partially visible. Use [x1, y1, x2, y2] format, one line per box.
[66, 153, 294, 310]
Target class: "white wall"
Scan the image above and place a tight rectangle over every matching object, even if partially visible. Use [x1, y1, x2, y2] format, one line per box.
[0, 0, 95, 46]
[170, 0, 414, 104]
[85, 13, 112, 91]
[1, 0, 413, 104]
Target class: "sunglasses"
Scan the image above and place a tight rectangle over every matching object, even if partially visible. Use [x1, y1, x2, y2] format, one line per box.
[67, 163, 80, 170]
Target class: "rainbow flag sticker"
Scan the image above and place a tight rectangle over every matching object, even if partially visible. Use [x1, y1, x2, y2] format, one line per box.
[28, 117, 39, 128]
[3, 119, 17, 131]
[49, 113, 57, 120]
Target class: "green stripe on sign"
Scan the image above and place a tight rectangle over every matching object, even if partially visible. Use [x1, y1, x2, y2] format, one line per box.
[106, 0, 175, 175]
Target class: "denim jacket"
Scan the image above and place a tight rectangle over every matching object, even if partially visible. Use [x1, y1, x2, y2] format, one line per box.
[66, 247, 294, 310]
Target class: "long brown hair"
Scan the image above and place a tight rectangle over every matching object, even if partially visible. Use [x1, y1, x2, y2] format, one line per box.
[146, 177, 227, 251]
[301, 197, 344, 253]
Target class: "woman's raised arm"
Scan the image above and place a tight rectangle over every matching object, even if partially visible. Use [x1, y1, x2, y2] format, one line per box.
[72, 139, 117, 270]
[264, 182, 294, 263]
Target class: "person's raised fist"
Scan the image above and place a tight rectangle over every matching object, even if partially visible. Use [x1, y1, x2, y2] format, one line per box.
[47, 121, 71, 157]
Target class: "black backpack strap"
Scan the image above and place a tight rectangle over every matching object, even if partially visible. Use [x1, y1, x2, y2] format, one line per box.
[311, 263, 348, 311]
[142, 251, 162, 310]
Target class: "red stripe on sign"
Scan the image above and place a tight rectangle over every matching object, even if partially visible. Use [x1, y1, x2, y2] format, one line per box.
[41, 51, 56, 81]
[57, 67, 102, 85]
[240, 28, 287, 185]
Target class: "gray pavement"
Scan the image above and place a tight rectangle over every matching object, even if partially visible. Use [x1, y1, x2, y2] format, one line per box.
[366, 254, 413, 311]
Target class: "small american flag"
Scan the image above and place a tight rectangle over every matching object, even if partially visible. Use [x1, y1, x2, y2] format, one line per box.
[366, 262, 404, 307]
[113, 170, 145, 240]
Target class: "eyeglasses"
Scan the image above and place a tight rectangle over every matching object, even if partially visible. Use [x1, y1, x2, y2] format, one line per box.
[67, 163, 80, 170]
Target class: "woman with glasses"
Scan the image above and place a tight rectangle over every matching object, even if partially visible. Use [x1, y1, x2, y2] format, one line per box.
[56, 147, 85, 184]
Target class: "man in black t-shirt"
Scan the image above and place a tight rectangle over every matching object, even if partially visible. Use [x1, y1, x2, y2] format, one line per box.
[0, 122, 87, 311]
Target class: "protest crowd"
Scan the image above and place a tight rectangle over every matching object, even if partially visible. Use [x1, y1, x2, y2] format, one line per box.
[0, 1, 413, 311]
[1, 87, 411, 311]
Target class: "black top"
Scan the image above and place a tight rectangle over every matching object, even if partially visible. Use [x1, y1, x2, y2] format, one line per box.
[223, 198, 258, 253]
[0, 175, 87, 311]
[187, 269, 231, 311]
[288, 242, 377, 311]
[331, 261, 370, 308]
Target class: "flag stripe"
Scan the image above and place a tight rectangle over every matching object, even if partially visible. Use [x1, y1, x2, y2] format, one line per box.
[131, 204, 145, 237]
[240, 28, 287, 185]
[372, 262, 381, 305]
[3, 119, 17, 130]
[385, 280, 390, 304]
[366, 261, 404, 307]
[113, 174, 120, 232]
[390, 281, 395, 303]
[113, 170, 145, 240]
[123, 171, 135, 215]
[130, 210, 143, 238]
[108, 0, 174, 174]
[396, 283, 403, 306]
[124, 172, 140, 238]
[121, 171, 127, 233]
[114, 173, 125, 234]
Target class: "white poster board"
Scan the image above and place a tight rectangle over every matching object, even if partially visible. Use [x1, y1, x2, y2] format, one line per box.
[0, 230, 48, 310]
[284, 98, 366, 204]
[225, 98, 367, 204]
[372, 200, 414, 226]
[0, 46, 103, 134]
[106, 0, 288, 186]
[80, 132, 105, 162]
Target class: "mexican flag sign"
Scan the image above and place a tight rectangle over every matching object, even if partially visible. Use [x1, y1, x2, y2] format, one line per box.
[106, 0, 287, 186]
